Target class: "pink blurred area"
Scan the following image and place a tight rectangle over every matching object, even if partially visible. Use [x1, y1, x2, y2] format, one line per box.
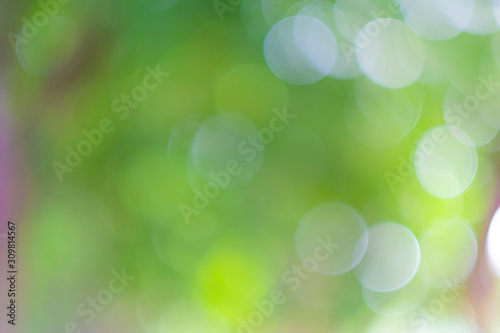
[0, 91, 31, 233]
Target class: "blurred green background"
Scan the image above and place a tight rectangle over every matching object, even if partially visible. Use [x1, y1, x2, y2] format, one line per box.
[2, 0, 500, 332]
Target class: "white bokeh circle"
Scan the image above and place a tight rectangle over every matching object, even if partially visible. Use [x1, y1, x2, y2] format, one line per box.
[295, 202, 368, 276]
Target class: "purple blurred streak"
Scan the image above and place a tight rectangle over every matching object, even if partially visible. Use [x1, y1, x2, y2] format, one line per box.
[0, 96, 12, 229]
[0, 92, 30, 233]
